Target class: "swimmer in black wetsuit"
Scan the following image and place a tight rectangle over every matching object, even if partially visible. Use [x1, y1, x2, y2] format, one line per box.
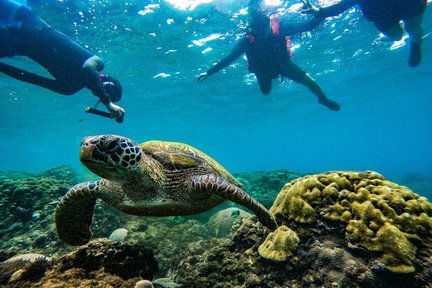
[303, 0, 427, 67]
[0, 0, 125, 122]
[197, 0, 340, 111]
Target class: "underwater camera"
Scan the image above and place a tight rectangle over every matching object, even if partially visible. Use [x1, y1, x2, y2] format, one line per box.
[85, 101, 124, 123]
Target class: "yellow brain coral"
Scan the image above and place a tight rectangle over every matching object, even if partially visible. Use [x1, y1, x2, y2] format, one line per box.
[270, 171, 432, 273]
[258, 225, 299, 262]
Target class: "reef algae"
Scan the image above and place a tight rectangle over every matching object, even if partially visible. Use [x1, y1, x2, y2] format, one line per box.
[270, 171, 432, 273]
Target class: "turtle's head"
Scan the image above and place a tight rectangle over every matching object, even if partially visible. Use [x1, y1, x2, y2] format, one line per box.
[80, 135, 142, 181]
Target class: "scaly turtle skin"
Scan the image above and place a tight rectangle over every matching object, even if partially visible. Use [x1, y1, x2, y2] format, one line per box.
[55, 135, 277, 245]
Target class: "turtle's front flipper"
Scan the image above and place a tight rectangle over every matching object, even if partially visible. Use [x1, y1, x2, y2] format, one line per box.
[55, 180, 103, 245]
[192, 174, 278, 230]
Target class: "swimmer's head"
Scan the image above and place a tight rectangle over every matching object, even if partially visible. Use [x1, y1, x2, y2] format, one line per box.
[100, 74, 122, 102]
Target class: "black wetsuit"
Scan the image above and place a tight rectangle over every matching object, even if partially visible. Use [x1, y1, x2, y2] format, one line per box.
[207, 33, 306, 95]
[0, 0, 111, 104]
[318, 0, 427, 31]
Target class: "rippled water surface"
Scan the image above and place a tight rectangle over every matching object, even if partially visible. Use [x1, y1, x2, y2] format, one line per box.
[0, 0, 431, 181]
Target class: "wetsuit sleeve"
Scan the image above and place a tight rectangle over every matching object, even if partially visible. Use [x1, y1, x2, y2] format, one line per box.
[0, 61, 74, 95]
[278, 12, 323, 36]
[207, 39, 247, 76]
[316, 0, 357, 18]
[82, 56, 111, 105]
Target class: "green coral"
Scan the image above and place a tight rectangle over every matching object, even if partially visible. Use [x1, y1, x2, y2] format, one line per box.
[270, 171, 432, 273]
[258, 225, 299, 262]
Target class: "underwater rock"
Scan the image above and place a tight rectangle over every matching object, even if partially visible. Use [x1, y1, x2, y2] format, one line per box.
[135, 277, 180, 288]
[52, 238, 158, 280]
[2, 238, 159, 288]
[0, 253, 52, 285]
[109, 228, 129, 242]
[135, 280, 155, 288]
[4, 253, 52, 264]
[0, 239, 158, 287]
[207, 207, 252, 237]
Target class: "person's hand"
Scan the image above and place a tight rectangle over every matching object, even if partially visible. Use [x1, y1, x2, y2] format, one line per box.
[197, 72, 208, 83]
[301, 0, 320, 14]
[106, 102, 125, 123]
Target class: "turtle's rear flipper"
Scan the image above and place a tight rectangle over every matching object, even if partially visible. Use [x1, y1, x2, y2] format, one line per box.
[192, 174, 278, 230]
[55, 181, 101, 245]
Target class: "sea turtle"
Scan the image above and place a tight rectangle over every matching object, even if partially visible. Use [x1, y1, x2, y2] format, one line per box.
[55, 135, 277, 245]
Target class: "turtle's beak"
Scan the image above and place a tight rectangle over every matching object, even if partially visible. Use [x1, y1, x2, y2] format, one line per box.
[80, 145, 94, 162]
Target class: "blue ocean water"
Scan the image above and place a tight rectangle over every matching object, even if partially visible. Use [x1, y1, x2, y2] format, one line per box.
[0, 0, 431, 183]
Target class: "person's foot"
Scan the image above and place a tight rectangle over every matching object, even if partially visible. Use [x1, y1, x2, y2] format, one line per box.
[409, 40, 422, 67]
[318, 97, 340, 111]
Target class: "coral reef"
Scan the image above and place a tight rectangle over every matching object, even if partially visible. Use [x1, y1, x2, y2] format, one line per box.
[2, 238, 158, 288]
[170, 171, 432, 288]
[2, 167, 430, 287]
[0, 166, 78, 256]
[258, 225, 299, 262]
[0, 166, 128, 257]
[271, 171, 432, 273]
[126, 218, 212, 276]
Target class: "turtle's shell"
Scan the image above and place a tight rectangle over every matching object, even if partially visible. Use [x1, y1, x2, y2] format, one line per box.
[140, 141, 241, 186]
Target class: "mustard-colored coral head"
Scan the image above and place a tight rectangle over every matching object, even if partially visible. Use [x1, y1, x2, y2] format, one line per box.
[270, 171, 432, 273]
[258, 225, 299, 262]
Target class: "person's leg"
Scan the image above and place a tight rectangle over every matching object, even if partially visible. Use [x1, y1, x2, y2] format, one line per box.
[376, 22, 404, 42]
[403, 13, 424, 67]
[281, 61, 340, 111]
[299, 74, 340, 111]
[255, 73, 272, 95]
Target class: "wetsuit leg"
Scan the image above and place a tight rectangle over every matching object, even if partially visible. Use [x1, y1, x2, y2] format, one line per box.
[374, 20, 403, 41]
[0, 61, 75, 95]
[255, 73, 272, 95]
[404, 13, 424, 67]
[373, 0, 426, 41]
[0, 7, 85, 95]
[404, 13, 424, 43]
[279, 60, 306, 83]
[281, 61, 340, 111]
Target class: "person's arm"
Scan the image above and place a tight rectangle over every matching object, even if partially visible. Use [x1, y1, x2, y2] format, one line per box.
[82, 56, 110, 105]
[278, 11, 323, 36]
[82, 56, 125, 123]
[198, 39, 247, 82]
[304, 0, 357, 18]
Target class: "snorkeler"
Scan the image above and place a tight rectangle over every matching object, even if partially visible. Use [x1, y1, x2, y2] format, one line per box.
[0, 0, 125, 122]
[303, 0, 427, 67]
[198, 0, 340, 111]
